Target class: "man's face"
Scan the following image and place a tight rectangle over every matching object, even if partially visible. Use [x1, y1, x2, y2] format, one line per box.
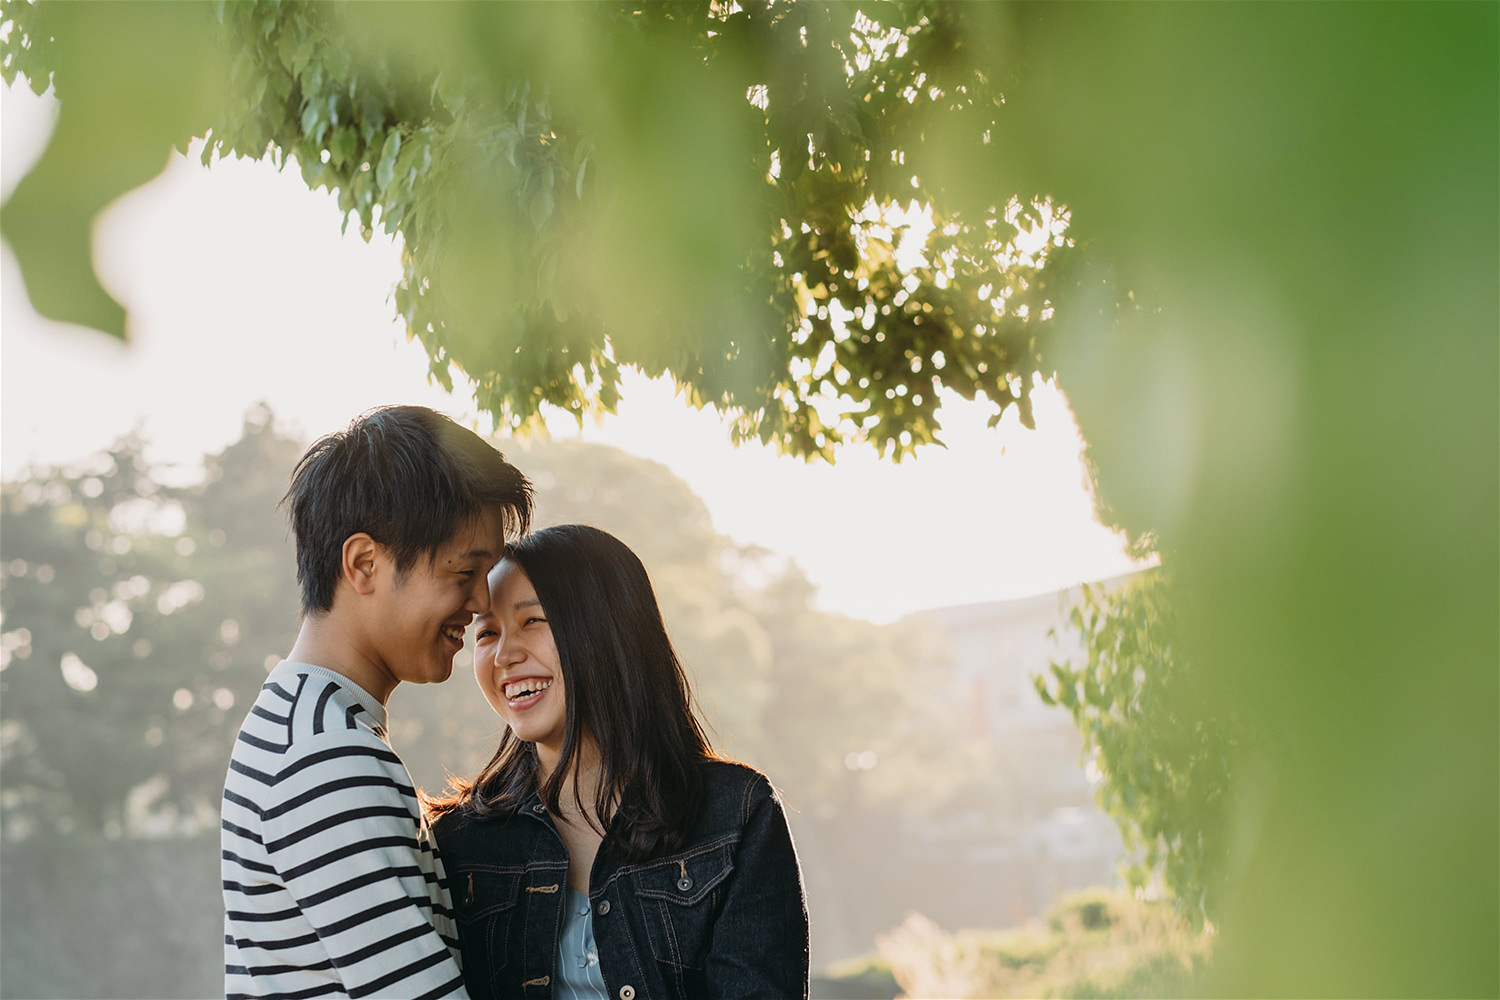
[367, 508, 507, 687]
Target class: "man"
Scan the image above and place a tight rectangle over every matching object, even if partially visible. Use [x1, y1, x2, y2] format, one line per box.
[222, 405, 532, 1000]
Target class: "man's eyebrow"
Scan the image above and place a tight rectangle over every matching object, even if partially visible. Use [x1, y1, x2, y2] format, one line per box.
[461, 547, 496, 560]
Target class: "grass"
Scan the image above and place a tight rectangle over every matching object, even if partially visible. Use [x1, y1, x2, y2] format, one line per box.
[822, 888, 1213, 999]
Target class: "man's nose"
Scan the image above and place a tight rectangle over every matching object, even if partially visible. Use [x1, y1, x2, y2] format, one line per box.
[467, 576, 493, 615]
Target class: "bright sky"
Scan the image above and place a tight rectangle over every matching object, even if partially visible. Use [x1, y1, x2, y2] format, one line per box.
[0, 82, 1144, 623]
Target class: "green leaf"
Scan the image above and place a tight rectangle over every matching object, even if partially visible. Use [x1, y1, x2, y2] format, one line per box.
[299, 154, 325, 189]
[324, 45, 350, 80]
[329, 127, 357, 168]
[293, 38, 315, 77]
[276, 30, 297, 72]
[529, 184, 553, 231]
[0, 1, 222, 339]
[434, 69, 467, 112]
[375, 130, 401, 191]
[299, 99, 321, 139]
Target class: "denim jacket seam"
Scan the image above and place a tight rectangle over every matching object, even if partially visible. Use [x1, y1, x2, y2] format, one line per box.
[740, 771, 776, 827]
[589, 831, 739, 898]
[447, 862, 530, 875]
[619, 832, 740, 873]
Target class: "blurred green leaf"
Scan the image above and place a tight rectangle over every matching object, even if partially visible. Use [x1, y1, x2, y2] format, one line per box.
[374, 129, 400, 192]
[1012, 4, 1498, 993]
[0, 1, 222, 338]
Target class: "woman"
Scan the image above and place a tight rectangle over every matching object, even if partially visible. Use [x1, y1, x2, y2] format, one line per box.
[431, 524, 809, 1000]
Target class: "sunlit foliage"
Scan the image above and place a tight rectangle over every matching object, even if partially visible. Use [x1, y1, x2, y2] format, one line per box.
[1037, 573, 1237, 928]
[1, 0, 1068, 460]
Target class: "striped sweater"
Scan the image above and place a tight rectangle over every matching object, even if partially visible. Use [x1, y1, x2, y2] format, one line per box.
[222, 660, 467, 999]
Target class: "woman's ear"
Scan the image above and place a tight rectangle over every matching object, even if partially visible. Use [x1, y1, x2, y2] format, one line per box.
[341, 532, 381, 596]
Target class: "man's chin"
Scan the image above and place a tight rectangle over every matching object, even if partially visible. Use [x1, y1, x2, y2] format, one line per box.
[403, 661, 455, 685]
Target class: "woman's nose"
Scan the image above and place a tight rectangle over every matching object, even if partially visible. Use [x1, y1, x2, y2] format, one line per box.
[496, 632, 525, 665]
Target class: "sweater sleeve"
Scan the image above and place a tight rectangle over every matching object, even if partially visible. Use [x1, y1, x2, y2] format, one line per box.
[256, 727, 469, 1000]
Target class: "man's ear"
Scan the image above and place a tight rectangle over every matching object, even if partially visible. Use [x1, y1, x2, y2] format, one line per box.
[341, 533, 381, 597]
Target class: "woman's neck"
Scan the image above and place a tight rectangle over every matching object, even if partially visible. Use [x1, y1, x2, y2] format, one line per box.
[538, 738, 607, 892]
[537, 737, 605, 825]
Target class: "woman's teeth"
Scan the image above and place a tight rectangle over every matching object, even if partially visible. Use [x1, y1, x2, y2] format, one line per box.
[504, 678, 553, 700]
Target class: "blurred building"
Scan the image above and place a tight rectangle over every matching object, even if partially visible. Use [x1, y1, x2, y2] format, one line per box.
[911, 592, 1085, 735]
[798, 579, 1133, 969]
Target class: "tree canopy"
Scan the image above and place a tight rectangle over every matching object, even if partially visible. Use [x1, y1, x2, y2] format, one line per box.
[1, 0, 1070, 460]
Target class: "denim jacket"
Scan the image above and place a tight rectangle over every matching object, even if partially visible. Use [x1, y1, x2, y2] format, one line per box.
[433, 760, 809, 1000]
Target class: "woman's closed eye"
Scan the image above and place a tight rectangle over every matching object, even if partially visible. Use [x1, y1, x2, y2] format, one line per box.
[476, 627, 497, 640]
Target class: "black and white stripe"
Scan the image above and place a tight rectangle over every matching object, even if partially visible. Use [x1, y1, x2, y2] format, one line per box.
[222, 660, 465, 999]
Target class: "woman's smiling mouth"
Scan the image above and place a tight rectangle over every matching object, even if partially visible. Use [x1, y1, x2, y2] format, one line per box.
[503, 677, 553, 707]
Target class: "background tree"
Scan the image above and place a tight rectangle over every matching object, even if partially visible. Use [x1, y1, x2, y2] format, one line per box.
[1036, 572, 1236, 928]
[0, 408, 974, 841]
[392, 436, 974, 817]
[0, 409, 304, 838]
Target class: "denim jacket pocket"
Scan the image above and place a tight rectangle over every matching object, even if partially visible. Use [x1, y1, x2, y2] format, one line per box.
[451, 867, 522, 988]
[630, 839, 736, 973]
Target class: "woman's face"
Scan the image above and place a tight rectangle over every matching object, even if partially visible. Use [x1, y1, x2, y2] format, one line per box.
[473, 559, 567, 756]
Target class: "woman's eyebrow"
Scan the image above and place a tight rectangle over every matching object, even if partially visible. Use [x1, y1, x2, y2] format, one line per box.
[515, 599, 542, 611]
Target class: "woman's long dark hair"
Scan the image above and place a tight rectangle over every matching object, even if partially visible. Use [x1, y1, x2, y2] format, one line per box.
[430, 524, 715, 860]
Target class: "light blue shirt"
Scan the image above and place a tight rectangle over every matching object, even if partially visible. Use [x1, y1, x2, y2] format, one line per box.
[555, 888, 608, 1000]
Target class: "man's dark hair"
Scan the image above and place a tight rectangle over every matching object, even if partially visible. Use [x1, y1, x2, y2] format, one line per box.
[282, 405, 533, 616]
[430, 524, 716, 862]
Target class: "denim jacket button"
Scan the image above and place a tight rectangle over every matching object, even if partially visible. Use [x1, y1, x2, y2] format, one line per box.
[532, 803, 545, 813]
[676, 876, 693, 892]
[597, 899, 611, 916]
[618, 987, 635, 1000]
